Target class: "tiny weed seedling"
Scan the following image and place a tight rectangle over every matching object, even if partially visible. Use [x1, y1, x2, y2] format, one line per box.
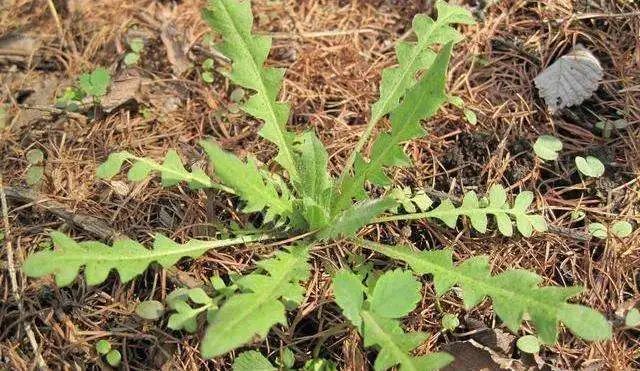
[575, 155, 605, 178]
[201, 58, 215, 83]
[56, 67, 112, 110]
[124, 37, 144, 66]
[95, 340, 121, 367]
[533, 135, 562, 161]
[24, 0, 614, 368]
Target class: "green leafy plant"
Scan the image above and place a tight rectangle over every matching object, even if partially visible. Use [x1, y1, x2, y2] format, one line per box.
[625, 308, 640, 328]
[587, 221, 634, 239]
[23, 0, 612, 368]
[333, 269, 453, 370]
[441, 313, 459, 332]
[79, 67, 111, 100]
[124, 37, 144, 66]
[576, 155, 605, 178]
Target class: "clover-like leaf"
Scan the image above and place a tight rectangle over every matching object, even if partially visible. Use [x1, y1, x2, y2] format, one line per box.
[611, 221, 633, 238]
[533, 135, 562, 161]
[575, 156, 605, 178]
[516, 335, 540, 354]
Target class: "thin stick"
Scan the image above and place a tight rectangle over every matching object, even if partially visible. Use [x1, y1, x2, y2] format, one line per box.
[0, 175, 48, 369]
[46, 0, 64, 43]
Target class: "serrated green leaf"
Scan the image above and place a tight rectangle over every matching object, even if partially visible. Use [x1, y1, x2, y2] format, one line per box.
[294, 132, 333, 228]
[336, 43, 453, 211]
[201, 140, 295, 222]
[424, 186, 545, 236]
[319, 198, 396, 240]
[201, 245, 310, 358]
[575, 156, 605, 178]
[370, 269, 421, 318]
[232, 351, 276, 371]
[97, 150, 215, 190]
[79, 67, 111, 97]
[533, 135, 562, 161]
[333, 270, 365, 327]
[361, 311, 453, 371]
[203, 0, 299, 182]
[360, 239, 612, 344]
[22, 231, 262, 286]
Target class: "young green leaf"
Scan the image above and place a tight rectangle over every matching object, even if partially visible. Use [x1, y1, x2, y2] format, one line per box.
[124, 52, 140, 66]
[441, 313, 459, 332]
[333, 270, 365, 327]
[625, 308, 640, 327]
[95, 340, 111, 355]
[203, 0, 299, 182]
[23, 231, 266, 286]
[369, 269, 421, 318]
[25, 166, 44, 186]
[166, 288, 215, 332]
[201, 245, 310, 358]
[424, 185, 546, 237]
[105, 350, 121, 367]
[516, 335, 540, 354]
[575, 156, 605, 178]
[232, 351, 276, 371]
[129, 37, 144, 53]
[334, 269, 453, 371]
[26, 149, 44, 164]
[97, 150, 216, 190]
[611, 221, 633, 238]
[587, 223, 607, 239]
[78, 67, 111, 97]
[360, 239, 612, 344]
[201, 140, 295, 223]
[533, 135, 562, 161]
[336, 43, 453, 211]
[135, 300, 165, 320]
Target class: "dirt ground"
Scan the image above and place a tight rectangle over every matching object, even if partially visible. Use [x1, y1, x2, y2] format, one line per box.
[1, 0, 639, 369]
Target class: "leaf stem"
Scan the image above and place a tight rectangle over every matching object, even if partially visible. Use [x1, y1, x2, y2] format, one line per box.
[369, 207, 522, 224]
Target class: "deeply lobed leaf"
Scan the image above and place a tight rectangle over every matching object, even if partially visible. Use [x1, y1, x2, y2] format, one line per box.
[201, 245, 311, 358]
[203, 0, 299, 182]
[97, 150, 214, 189]
[335, 42, 452, 212]
[22, 232, 256, 286]
[360, 239, 612, 344]
[333, 269, 452, 370]
[201, 140, 295, 223]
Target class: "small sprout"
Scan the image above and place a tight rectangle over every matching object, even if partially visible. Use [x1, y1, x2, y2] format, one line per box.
[303, 359, 338, 371]
[610, 221, 632, 238]
[26, 149, 44, 164]
[596, 119, 629, 138]
[463, 108, 477, 125]
[570, 210, 586, 222]
[106, 349, 122, 367]
[230, 87, 245, 102]
[135, 300, 165, 320]
[516, 335, 540, 354]
[533, 135, 563, 161]
[56, 87, 84, 111]
[279, 348, 295, 369]
[129, 37, 144, 53]
[95, 339, 111, 355]
[575, 156, 604, 178]
[625, 308, 640, 327]
[441, 313, 459, 332]
[587, 223, 607, 239]
[140, 107, 153, 120]
[25, 166, 44, 186]
[202, 58, 215, 83]
[78, 67, 111, 98]
[124, 52, 140, 66]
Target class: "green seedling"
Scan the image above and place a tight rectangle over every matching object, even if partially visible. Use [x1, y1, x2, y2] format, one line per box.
[23, 1, 612, 368]
[202, 58, 214, 83]
[575, 156, 605, 178]
[533, 135, 562, 161]
[124, 37, 144, 66]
